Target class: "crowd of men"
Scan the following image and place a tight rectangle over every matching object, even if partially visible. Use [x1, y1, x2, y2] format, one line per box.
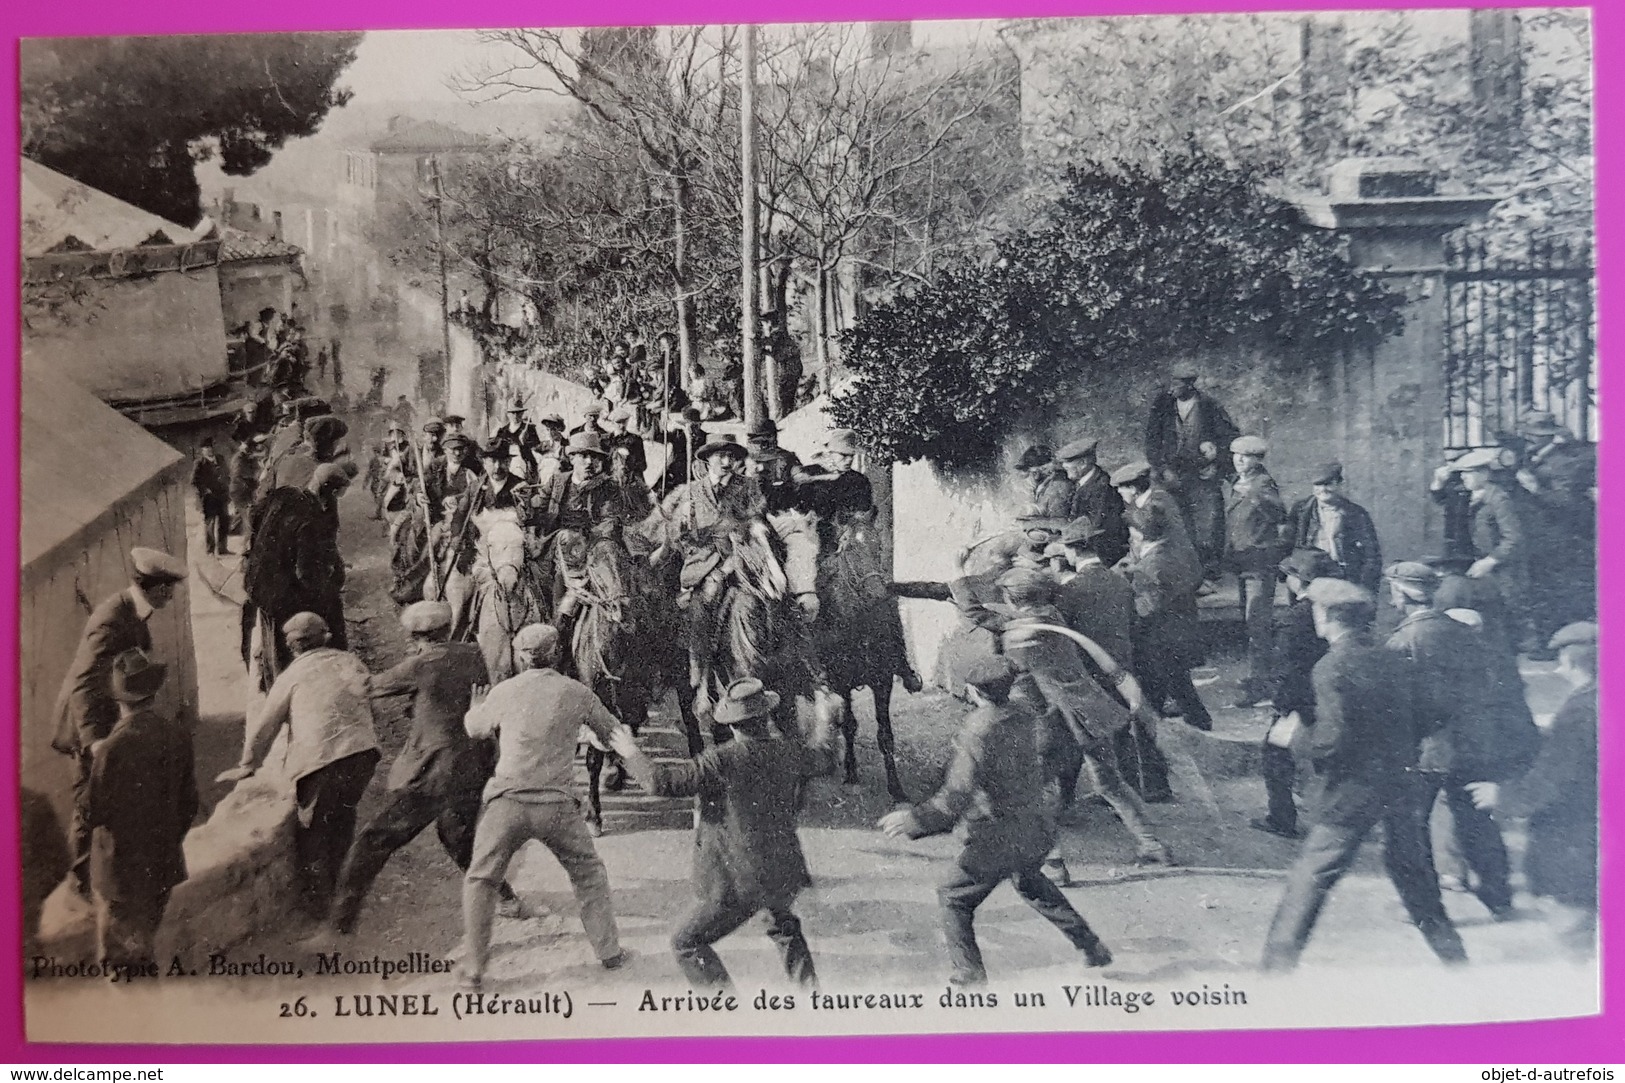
[47, 367, 1598, 990]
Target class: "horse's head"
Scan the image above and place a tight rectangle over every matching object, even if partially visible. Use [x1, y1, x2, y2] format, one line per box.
[584, 534, 635, 628]
[473, 507, 527, 591]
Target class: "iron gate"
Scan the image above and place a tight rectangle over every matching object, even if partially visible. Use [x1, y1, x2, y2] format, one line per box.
[1443, 227, 1596, 450]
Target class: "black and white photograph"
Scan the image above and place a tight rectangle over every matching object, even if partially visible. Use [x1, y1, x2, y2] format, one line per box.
[17, 7, 1600, 1044]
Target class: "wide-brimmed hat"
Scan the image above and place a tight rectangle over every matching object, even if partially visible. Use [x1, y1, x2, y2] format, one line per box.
[566, 432, 608, 458]
[696, 434, 747, 460]
[538, 412, 565, 429]
[110, 648, 167, 703]
[713, 677, 781, 725]
[747, 417, 779, 439]
[508, 398, 528, 414]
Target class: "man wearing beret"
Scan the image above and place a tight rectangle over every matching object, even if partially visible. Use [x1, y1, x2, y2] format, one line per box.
[1056, 438, 1129, 568]
[1262, 579, 1467, 971]
[1468, 622, 1598, 958]
[221, 613, 381, 923]
[86, 649, 198, 969]
[1225, 436, 1291, 707]
[1252, 548, 1339, 840]
[1384, 561, 1534, 922]
[52, 548, 187, 900]
[1290, 462, 1383, 595]
[1144, 372, 1239, 582]
[1017, 445, 1074, 520]
[615, 676, 836, 988]
[880, 655, 1114, 985]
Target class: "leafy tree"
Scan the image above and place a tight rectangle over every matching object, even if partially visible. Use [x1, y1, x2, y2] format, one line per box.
[22, 34, 362, 225]
[831, 152, 1404, 470]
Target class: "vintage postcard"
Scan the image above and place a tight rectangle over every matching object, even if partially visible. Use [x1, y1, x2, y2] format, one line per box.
[17, 8, 1600, 1045]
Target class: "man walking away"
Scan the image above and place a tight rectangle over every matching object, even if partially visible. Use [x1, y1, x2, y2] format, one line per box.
[1225, 436, 1290, 708]
[86, 649, 198, 970]
[1261, 579, 1466, 971]
[219, 613, 380, 924]
[52, 548, 187, 900]
[879, 655, 1113, 986]
[192, 438, 231, 556]
[460, 624, 630, 989]
[613, 677, 836, 990]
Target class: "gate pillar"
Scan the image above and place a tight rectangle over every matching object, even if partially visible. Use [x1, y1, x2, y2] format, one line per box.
[1292, 158, 1500, 562]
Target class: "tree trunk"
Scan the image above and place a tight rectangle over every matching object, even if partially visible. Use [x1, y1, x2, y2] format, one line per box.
[814, 260, 832, 396]
[672, 175, 696, 392]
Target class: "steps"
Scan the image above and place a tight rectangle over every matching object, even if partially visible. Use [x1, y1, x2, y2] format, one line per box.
[572, 701, 697, 835]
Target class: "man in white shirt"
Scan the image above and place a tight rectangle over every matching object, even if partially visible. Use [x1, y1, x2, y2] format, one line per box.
[459, 623, 632, 989]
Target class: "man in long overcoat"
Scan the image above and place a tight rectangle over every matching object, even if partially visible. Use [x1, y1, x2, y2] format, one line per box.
[615, 677, 836, 988]
[879, 655, 1113, 986]
[1144, 371, 1239, 580]
[1452, 448, 1541, 652]
[52, 547, 187, 898]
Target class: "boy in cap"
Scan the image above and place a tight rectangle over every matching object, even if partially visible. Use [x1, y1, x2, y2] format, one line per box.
[1290, 462, 1383, 595]
[1252, 548, 1339, 839]
[220, 612, 381, 922]
[1056, 437, 1129, 567]
[880, 655, 1113, 985]
[613, 676, 837, 988]
[1225, 435, 1290, 706]
[329, 601, 521, 934]
[1261, 578, 1467, 971]
[52, 547, 187, 899]
[461, 623, 631, 988]
[86, 649, 198, 970]
[1468, 622, 1598, 957]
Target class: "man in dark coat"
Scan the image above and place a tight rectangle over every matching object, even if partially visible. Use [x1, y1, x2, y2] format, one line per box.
[230, 434, 267, 538]
[615, 677, 837, 988]
[192, 438, 231, 555]
[1469, 621, 1598, 957]
[1452, 448, 1543, 653]
[1056, 438, 1129, 568]
[1123, 503, 1214, 732]
[244, 461, 356, 677]
[1017, 445, 1074, 519]
[879, 655, 1113, 985]
[537, 432, 621, 534]
[1261, 578, 1467, 971]
[86, 649, 198, 968]
[1290, 461, 1383, 595]
[660, 407, 707, 494]
[52, 547, 187, 899]
[1226, 436, 1291, 706]
[1253, 548, 1338, 840]
[1514, 412, 1596, 637]
[1385, 561, 1536, 921]
[602, 406, 647, 480]
[328, 602, 519, 934]
[1145, 371, 1239, 581]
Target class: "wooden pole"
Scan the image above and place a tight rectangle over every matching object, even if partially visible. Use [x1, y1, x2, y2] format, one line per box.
[432, 155, 453, 416]
[740, 23, 765, 430]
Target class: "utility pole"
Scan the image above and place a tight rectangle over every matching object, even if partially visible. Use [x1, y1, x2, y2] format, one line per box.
[431, 154, 453, 415]
[740, 23, 765, 430]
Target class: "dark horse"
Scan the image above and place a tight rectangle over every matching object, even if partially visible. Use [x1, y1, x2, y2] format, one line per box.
[813, 512, 917, 801]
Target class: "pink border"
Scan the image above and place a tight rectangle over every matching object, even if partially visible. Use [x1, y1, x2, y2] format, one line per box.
[2, 0, 1618, 1063]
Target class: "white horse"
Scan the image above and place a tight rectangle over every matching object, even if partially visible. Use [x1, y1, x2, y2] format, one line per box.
[462, 508, 552, 682]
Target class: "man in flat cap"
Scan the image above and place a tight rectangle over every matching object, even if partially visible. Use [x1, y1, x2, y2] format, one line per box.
[1017, 445, 1074, 520]
[327, 601, 521, 935]
[1445, 447, 1545, 654]
[615, 676, 836, 989]
[1123, 503, 1214, 735]
[1112, 459, 1200, 571]
[1056, 438, 1129, 568]
[1145, 371, 1239, 582]
[569, 401, 608, 439]
[52, 548, 187, 899]
[221, 613, 380, 924]
[1261, 578, 1467, 971]
[1290, 462, 1383, 595]
[85, 649, 198, 970]
[1252, 548, 1339, 840]
[1226, 435, 1290, 707]
[1514, 411, 1596, 637]
[461, 623, 631, 989]
[880, 655, 1114, 985]
[1384, 560, 1535, 922]
[1468, 622, 1598, 958]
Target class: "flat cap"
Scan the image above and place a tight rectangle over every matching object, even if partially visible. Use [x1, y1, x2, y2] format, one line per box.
[1549, 621, 1598, 651]
[401, 600, 453, 634]
[110, 648, 167, 703]
[281, 612, 330, 641]
[130, 547, 187, 582]
[1042, 541, 1070, 559]
[1311, 461, 1344, 485]
[1384, 560, 1442, 586]
[1172, 368, 1200, 381]
[1109, 461, 1153, 487]
[1060, 515, 1101, 546]
[962, 654, 1019, 690]
[1231, 435, 1269, 456]
[996, 567, 1058, 605]
[512, 623, 560, 658]
[385, 419, 407, 435]
[443, 414, 466, 426]
[1450, 447, 1507, 471]
[1304, 578, 1374, 608]
[1056, 437, 1098, 461]
[1279, 547, 1340, 582]
[422, 419, 446, 435]
[443, 431, 472, 448]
